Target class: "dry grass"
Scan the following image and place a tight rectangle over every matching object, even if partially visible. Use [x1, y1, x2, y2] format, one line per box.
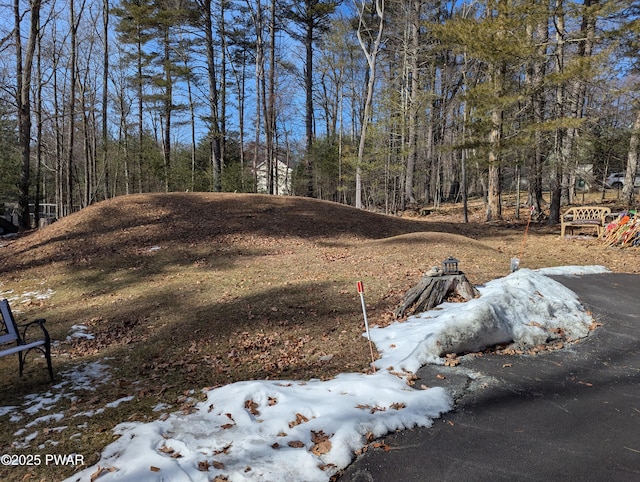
[0, 192, 637, 481]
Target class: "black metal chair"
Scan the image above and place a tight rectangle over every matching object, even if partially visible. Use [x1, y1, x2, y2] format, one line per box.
[0, 299, 54, 382]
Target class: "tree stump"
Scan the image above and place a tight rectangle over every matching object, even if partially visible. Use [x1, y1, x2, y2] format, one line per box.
[395, 269, 480, 318]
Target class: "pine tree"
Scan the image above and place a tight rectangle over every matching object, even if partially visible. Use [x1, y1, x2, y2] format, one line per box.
[112, 0, 157, 194]
[284, 0, 340, 197]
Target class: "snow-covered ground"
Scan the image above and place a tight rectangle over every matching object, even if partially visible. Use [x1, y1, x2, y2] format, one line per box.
[3, 266, 609, 482]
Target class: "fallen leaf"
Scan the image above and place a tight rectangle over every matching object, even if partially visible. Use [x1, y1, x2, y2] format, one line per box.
[213, 443, 233, 455]
[288, 440, 305, 448]
[311, 439, 332, 456]
[90, 466, 117, 482]
[150, 466, 161, 472]
[244, 399, 260, 416]
[372, 442, 391, 451]
[311, 430, 329, 443]
[288, 413, 309, 428]
[444, 356, 460, 367]
[310, 430, 333, 455]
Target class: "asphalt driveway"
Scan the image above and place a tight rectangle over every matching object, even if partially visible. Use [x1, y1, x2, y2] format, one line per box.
[340, 273, 640, 482]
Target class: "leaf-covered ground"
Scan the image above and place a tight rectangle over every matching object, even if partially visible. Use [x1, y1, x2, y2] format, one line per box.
[0, 192, 636, 481]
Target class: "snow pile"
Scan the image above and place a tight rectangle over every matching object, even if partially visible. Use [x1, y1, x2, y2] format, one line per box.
[372, 266, 606, 373]
[65, 265, 606, 482]
[69, 373, 450, 482]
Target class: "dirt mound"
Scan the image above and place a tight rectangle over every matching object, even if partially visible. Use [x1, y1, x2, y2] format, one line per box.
[2, 193, 633, 283]
[0, 193, 460, 271]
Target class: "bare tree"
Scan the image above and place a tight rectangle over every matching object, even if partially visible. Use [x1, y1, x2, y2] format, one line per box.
[355, 0, 385, 209]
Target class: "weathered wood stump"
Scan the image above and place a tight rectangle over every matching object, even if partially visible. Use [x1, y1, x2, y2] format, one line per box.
[395, 269, 480, 318]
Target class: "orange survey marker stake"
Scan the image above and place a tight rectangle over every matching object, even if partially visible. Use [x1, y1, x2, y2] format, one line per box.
[357, 281, 376, 372]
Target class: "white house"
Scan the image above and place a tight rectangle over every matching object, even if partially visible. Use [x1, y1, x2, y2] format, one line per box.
[255, 159, 293, 195]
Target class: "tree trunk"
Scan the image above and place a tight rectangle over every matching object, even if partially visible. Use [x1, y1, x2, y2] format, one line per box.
[527, 3, 548, 215]
[266, 0, 276, 194]
[34, 26, 43, 227]
[549, 0, 565, 226]
[404, 0, 420, 207]
[15, 0, 42, 229]
[162, 26, 172, 192]
[185, 58, 197, 192]
[252, 0, 264, 192]
[486, 65, 504, 222]
[137, 35, 144, 194]
[304, 1, 315, 197]
[622, 105, 640, 208]
[485, 3, 506, 222]
[66, 0, 79, 214]
[202, 0, 223, 192]
[563, 0, 599, 206]
[102, 0, 110, 199]
[52, 35, 64, 215]
[219, 0, 227, 180]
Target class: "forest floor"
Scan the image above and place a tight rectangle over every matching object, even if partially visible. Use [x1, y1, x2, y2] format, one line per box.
[0, 191, 637, 481]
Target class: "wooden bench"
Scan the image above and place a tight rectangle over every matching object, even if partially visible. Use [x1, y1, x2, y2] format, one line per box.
[560, 206, 611, 237]
[0, 299, 53, 382]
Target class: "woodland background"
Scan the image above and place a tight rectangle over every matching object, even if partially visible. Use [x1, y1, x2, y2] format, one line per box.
[1, 0, 640, 229]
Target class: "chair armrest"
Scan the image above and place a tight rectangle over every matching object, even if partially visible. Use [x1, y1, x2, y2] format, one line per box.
[18, 318, 51, 345]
